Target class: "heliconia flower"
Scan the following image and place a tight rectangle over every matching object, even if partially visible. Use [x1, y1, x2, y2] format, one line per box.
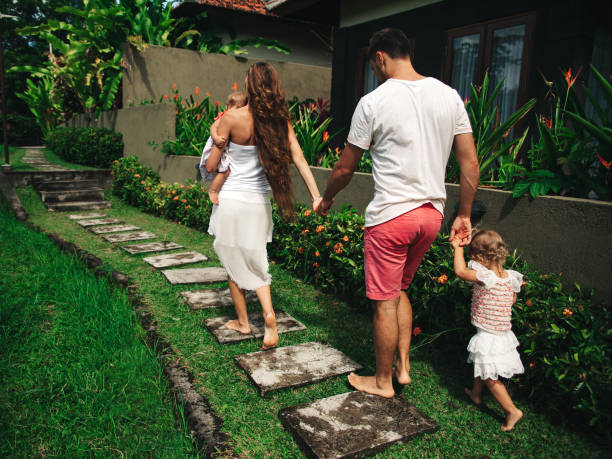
[162, 94, 168, 101]
[540, 115, 552, 129]
[206, 92, 211, 97]
[173, 93, 178, 100]
[172, 83, 177, 90]
[597, 153, 611, 170]
[215, 101, 220, 106]
[322, 131, 329, 142]
[195, 86, 200, 95]
[298, 247, 303, 254]
[562, 66, 582, 89]
[538, 69, 553, 87]
[232, 82, 239, 91]
[413, 327, 422, 337]
[313, 262, 319, 268]
[464, 97, 469, 105]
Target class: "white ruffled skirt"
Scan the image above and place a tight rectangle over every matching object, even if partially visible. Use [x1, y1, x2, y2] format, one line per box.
[467, 328, 524, 380]
[207, 191, 272, 291]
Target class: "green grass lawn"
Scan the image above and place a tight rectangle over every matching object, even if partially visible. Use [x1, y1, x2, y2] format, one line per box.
[0, 198, 198, 457]
[5, 146, 36, 171]
[13, 187, 608, 458]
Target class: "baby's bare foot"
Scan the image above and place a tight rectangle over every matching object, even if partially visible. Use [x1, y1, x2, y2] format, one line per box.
[224, 319, 251, 335]
[501, 409, 523, 431]
[262, 313, 278, 350]
[347, 373, 395, 398]
[464, 387, 482, 405]
[394, 366, 411, 385]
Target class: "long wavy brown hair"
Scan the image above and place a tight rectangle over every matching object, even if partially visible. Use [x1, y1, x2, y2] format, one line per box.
[246, 62, 295, 221]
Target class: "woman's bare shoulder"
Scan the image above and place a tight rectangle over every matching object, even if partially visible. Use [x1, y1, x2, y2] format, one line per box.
[223, 105, 251, 123]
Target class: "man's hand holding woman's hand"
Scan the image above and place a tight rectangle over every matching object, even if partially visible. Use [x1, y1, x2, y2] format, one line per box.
[314, 197, 333, 216]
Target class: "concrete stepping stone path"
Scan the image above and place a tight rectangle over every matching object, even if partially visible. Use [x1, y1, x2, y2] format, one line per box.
[76, 217, 122, 227]
[278, 391, 439, 458]
[162, 267, 227, 285]
[68, 212, 107, 220]
[205, 311, 306, 344]
[90, 224, 140, 234]
[235, 342, 362, 396]
[143, 251, 208, 268]
[103, 231, 157, 243]
[121, 241, 183, 254]
[181, 288, 258, 310]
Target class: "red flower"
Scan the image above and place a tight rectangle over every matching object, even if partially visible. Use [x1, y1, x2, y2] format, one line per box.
[162, 94, 168, 101]
[214, 111, 226, 122]
[172, 83, 177, 90]
[322, 131, 329, 142]
[540, 115, 552, 129]
[413, 327, 422, 337]
[597, 153, 611, 170]
[316, 225, 325, 233]
[315, 251, 320, 257]
[195, 86, 200, 96]
[526, 299, 533, 307]
[437, 274, 448, 284]
[333, 242, 343, 253]
[298, 247, 303, 254]
[562, 67, 582, 89]
[173, 196, 178, 201]
[312, 262, 319, 268]
[232, 82, 239, 91]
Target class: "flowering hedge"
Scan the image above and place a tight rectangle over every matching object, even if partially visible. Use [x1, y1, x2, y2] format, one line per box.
[111, 156, 609, 431]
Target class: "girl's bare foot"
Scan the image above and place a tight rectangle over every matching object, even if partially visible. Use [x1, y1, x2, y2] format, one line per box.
[501, 409, 523, 431]
[393, 366, 411, 385]
[347, 373, 395, 398]
[464, 387, 482, 405]
[262, 313, 278, 350]
[224, 319, 251, 335]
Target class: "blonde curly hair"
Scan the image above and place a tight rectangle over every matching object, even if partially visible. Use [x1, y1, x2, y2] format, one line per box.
[468, 229, 509, 265]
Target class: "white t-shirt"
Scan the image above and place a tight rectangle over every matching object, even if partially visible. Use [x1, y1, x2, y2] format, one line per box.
[347, 77, 472, 227]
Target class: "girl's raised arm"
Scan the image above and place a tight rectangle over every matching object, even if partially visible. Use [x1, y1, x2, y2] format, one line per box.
[452, 241, 480, 284]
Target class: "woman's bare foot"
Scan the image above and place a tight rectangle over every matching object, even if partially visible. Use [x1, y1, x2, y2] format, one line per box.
[224, 319, 251, 335]
[501, 409, 523, 431]
[262, 313, 278, 350]
[464, 387, 482, 405]
[394, 367, 411, 385]
[347, 373, 395, 398]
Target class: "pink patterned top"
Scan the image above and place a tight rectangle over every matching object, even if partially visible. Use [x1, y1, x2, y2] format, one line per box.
[469, 261, 523, 334]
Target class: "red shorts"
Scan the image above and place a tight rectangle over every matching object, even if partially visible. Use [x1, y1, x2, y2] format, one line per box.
[364, 203, 442, 300]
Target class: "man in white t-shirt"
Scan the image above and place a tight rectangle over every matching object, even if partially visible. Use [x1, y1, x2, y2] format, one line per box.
[316, 28, 479, 398]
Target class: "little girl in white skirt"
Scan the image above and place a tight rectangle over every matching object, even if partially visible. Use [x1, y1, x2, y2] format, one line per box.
[451, 229, 524, 431]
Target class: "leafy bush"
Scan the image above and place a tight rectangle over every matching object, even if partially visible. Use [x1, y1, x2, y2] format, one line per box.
[111, 156, 610, 431]
[45, 127, 123, 168]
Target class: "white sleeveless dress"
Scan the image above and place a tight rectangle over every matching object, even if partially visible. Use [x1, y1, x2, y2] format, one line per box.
[207, 142, 272, 290]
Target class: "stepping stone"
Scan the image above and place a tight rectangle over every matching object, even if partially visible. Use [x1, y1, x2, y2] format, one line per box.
[162, 267, 227, 285]
[68, 212, 107, 220]
[278, 391, 439, 458]
[47, 201, 112, 212]
[181, 288, 258, 309]
[90, 224, 140, 234]
[235, 342, 363, 396]
[103, 231, 157, 243]
[204, 310, 306, 344]
[143, 251, 208, 268]
[121, 241, 184, 254]
[76, 217, 122, 227]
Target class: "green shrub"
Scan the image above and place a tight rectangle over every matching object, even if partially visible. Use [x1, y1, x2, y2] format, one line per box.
[45, 126, 123, 168]
[111, 156, 610, 431]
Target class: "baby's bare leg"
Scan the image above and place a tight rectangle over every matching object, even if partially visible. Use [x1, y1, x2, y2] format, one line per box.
[208, 170, 230, 205]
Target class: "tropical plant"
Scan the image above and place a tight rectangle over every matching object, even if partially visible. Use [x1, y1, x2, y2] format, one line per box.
[16, 73, 63, 138]
[446, 72, 536, 184]
[290, 103, 340, 165]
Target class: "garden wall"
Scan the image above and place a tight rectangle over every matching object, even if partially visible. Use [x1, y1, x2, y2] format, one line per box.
[121, 44, 332, 108]
[291, 167, 612, 300]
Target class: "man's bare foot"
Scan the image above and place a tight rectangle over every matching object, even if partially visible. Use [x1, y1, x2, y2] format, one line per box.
[501, 409, 523, 431]
[262, 313, 278, 350]
[347, 373, 395, 398]
[224, 319, 251, 335]
[464, 387, 482, 405]
[394, 367, 411, 385]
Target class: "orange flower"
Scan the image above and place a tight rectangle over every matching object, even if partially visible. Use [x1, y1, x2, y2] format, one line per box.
[206, 92, 211, 97]
[232, 81, 239, 91]
[342, 235, 349, 242]
[134, 174, 140, 178]
[298, 247, 303, 254]
[162, 94, 168, 101]
[201, 187, 206, 192]
[325, 241, 330, 246]
[181, 199, 187, 203]
[173, 196, 178, 200]
[361, 226, 365, 230]
[301, 229, 310, 235]
[413, 327, 422, 337]
[597, 153, 611, 170]
[304, 209, 312, 216]
[464, 96, 469, 105]
[529, 362, 535, 368]
[316, 225, 325, 233]
[562, 66, 582, 89]
[172, 190, 177, 194]
[140, 180, 145, 184]
[195, 86, 200, 95]
[563, 308, 573, 317]
[322, 131, 329, 142]
[437, 274, 448, 284]
[173, 93, 178, 100]
[185, 205, 189, 209]
[315, 251, 320, 257]
[179, 184, 184, 188]
[333, 242, 343, 253]
[145, 187, 150, 191]
[312, 262, 319, 268]
[526, 299, 533, 307]
[172, 83, 177, 90]
[215, 101, 220, 106]
[196, 114, 201, 121]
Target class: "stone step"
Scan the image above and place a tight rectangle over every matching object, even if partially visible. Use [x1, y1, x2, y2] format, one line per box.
[103, 231, 157, 243]
[90, 224, 140, 234]
[39, 188, 105, 203]
[278, 391, 439, 458]
[143, 251, 209, 269]
[46, 200, 112, 212]
[161, 267, 227, 285]
[181, 288, 258, 309]
[235, 342, 362, 396]
[121, 241, 183, 254]
[35, 179, 100, 191]
[68, 212, 108, 220]
[76, 217, 122, 227]
[204, 310, 306, 344]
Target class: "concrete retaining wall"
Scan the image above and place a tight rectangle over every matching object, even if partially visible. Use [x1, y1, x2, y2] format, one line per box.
[121, 44, 332, 108]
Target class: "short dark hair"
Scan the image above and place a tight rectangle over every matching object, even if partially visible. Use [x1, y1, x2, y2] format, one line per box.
[367, 28, 412, 62]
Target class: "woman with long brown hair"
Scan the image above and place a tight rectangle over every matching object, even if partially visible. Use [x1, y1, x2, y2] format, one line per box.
[205, 62, 322, 349]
